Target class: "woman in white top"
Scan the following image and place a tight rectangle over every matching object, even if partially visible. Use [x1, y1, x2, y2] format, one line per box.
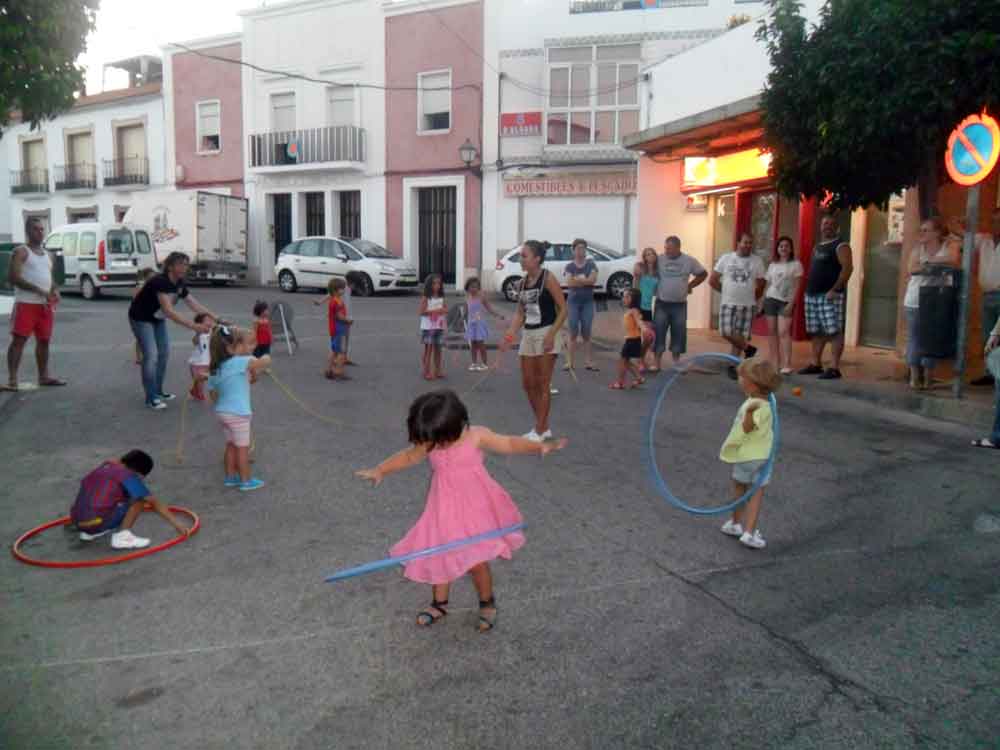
[903, 217, 960, 390]
[762, 236, 804, 375]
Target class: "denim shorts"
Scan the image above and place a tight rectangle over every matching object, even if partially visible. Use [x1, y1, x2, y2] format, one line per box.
[731, 459, 770, 487]
[421, 329, 443, 346]
[567, 297, 595, 339]
[330, 334, 346, 353]
[74, 501, 131, 534]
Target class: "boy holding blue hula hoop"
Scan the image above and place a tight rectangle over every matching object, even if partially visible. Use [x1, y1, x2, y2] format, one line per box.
[719, 358, 782, 549]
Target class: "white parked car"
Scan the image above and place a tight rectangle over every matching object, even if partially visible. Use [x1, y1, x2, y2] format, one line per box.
[44, 222, 159, 300]
[491, 240, 634, 302]
[274, 236, 419, 295]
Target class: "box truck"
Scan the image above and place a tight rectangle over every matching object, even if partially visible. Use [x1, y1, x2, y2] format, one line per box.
[123, 190, 248, 285]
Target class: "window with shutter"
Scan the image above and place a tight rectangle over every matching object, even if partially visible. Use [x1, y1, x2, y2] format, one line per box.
[327, 86, 355, 128]
[271, 93, 296, 133]
[197, 100, 221, 152]
[418, 70, 451, 133]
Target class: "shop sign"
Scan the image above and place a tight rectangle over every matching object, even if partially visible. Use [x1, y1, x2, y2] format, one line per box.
[570, 0, 667, 13]
[500, 112, 542, 137]
[683, 149, 771, 190]
[504, 173, 637, 197]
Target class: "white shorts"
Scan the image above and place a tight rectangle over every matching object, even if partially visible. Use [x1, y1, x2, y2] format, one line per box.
[519, 326, 564, 357]
[731, 459, 770, 487]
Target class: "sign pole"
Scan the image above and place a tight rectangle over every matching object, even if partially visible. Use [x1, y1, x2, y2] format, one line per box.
[953, 184, 979, 400]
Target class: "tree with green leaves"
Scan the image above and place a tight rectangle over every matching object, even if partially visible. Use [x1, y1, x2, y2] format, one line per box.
[757, 0, 1000, 216]
[0, 0, 99, 135]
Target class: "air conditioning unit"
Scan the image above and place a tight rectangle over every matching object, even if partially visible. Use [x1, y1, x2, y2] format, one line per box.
[274, 140, 300, 165]
[275, 143, 294, 165]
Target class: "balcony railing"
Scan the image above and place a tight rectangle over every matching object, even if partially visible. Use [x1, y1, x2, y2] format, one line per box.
[55, 163, 97, 191]
[103, 156, 149, 186]
[249, 125, 366, 168]
[10, 168, 49, 194]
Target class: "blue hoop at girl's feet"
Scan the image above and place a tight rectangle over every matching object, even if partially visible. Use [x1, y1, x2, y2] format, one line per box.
[645, 353, 780, 516]
[324, 522, 526, 583]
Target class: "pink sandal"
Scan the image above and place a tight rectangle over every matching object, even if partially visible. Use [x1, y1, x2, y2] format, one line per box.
[609, 381, 625, 390]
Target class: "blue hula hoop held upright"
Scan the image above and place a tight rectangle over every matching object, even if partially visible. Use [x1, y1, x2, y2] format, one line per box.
[644, 353, 780, 516]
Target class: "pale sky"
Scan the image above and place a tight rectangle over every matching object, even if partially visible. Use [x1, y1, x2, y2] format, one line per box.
[80, 0, 260, 94]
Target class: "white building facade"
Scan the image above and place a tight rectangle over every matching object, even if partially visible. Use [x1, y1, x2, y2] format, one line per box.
[0, 146, 10, 242]
[240, 0, 387, 285]
[480, 0, 767, 284]
[4, 80, 166, 244]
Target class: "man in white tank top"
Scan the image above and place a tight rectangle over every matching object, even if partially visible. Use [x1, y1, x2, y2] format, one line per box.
[3, 217, 65, 391]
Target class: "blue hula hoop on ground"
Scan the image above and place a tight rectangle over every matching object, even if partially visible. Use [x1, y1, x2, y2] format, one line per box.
[324, 522, 526, 583]
[645, 353, 780, 517]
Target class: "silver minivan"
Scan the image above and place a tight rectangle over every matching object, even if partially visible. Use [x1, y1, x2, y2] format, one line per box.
[44, 222, 159, 299]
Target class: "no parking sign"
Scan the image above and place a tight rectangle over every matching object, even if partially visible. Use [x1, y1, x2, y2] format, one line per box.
[944, 113, 999, 187]
[946, 111, 998, 398]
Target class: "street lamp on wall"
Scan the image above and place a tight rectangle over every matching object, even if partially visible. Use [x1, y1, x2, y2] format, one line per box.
[459, 138, 479, 169]
[458, 138, 483, 279]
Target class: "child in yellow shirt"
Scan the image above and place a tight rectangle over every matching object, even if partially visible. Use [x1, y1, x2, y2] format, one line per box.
[719, 358, 781, 549]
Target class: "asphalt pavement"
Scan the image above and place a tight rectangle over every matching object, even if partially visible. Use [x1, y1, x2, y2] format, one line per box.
[1, 286, 998, 750]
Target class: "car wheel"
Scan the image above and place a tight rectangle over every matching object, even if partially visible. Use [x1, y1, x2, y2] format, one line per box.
[355, 273, 374, 297]
[278, 270, 298, 293]
[607, 272, 633, 300]
[81, 276, 99, 300]
[501, 276, 522, 302]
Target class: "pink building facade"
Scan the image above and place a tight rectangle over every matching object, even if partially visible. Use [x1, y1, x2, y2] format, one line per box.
[164, 35, 245, 197]
[385, 0, 483, 287]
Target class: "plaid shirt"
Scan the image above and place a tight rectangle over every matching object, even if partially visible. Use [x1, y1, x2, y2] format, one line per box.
[70, 462, 149, 526]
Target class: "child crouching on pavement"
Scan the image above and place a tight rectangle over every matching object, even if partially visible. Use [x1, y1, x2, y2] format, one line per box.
[71, 449, 191, 549]
[719, 358, 781, 550]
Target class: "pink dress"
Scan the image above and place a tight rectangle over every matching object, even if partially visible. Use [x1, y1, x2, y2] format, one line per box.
[390, 429, 525, 584]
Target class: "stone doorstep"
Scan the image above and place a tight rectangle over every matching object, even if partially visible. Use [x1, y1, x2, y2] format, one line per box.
[588, 330, 995, 432]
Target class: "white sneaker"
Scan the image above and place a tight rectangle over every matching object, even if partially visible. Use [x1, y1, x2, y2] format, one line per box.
[79, 529, 111, 542]
[720, 520, 743, 537]
[539, 429, 553, 440]
[523, 430, 542, 443]
[550, 387, 559, 395]
[739, 529, 766, 549]
[477, 363, 490, 371]
[147, 399, 166, 411]
[111, 529, 151, 550]
[468, 363, 479, 371]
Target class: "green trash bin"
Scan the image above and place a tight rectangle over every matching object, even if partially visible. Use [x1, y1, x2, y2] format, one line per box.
[0, 243, 16, 294]
[0, 243, 65, 292]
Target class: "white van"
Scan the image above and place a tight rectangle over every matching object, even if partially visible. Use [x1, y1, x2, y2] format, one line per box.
[43, 222, 159, 300]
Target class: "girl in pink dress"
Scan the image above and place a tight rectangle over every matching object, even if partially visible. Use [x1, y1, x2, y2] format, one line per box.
[356, 389, 566, 632]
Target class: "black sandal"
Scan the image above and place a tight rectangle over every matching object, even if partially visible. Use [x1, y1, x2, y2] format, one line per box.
[415, 599, 448, 627]
[477, 596, 497, 633]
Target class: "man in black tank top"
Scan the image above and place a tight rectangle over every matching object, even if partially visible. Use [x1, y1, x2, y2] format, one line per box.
[799, 214, 854, 379]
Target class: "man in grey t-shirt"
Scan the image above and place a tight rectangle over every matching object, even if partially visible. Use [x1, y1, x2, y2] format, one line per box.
[653, 235, 707, 371]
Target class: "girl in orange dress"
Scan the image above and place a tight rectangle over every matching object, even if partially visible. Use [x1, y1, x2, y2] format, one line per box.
[610, 288, 645, 389]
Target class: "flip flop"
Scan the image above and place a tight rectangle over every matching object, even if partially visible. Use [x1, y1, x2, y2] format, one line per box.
[609, 382, 625, 390]
[585, 364, 600, 371]
[39, 378, 67, 387]
[971, 439, 1000, 449]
